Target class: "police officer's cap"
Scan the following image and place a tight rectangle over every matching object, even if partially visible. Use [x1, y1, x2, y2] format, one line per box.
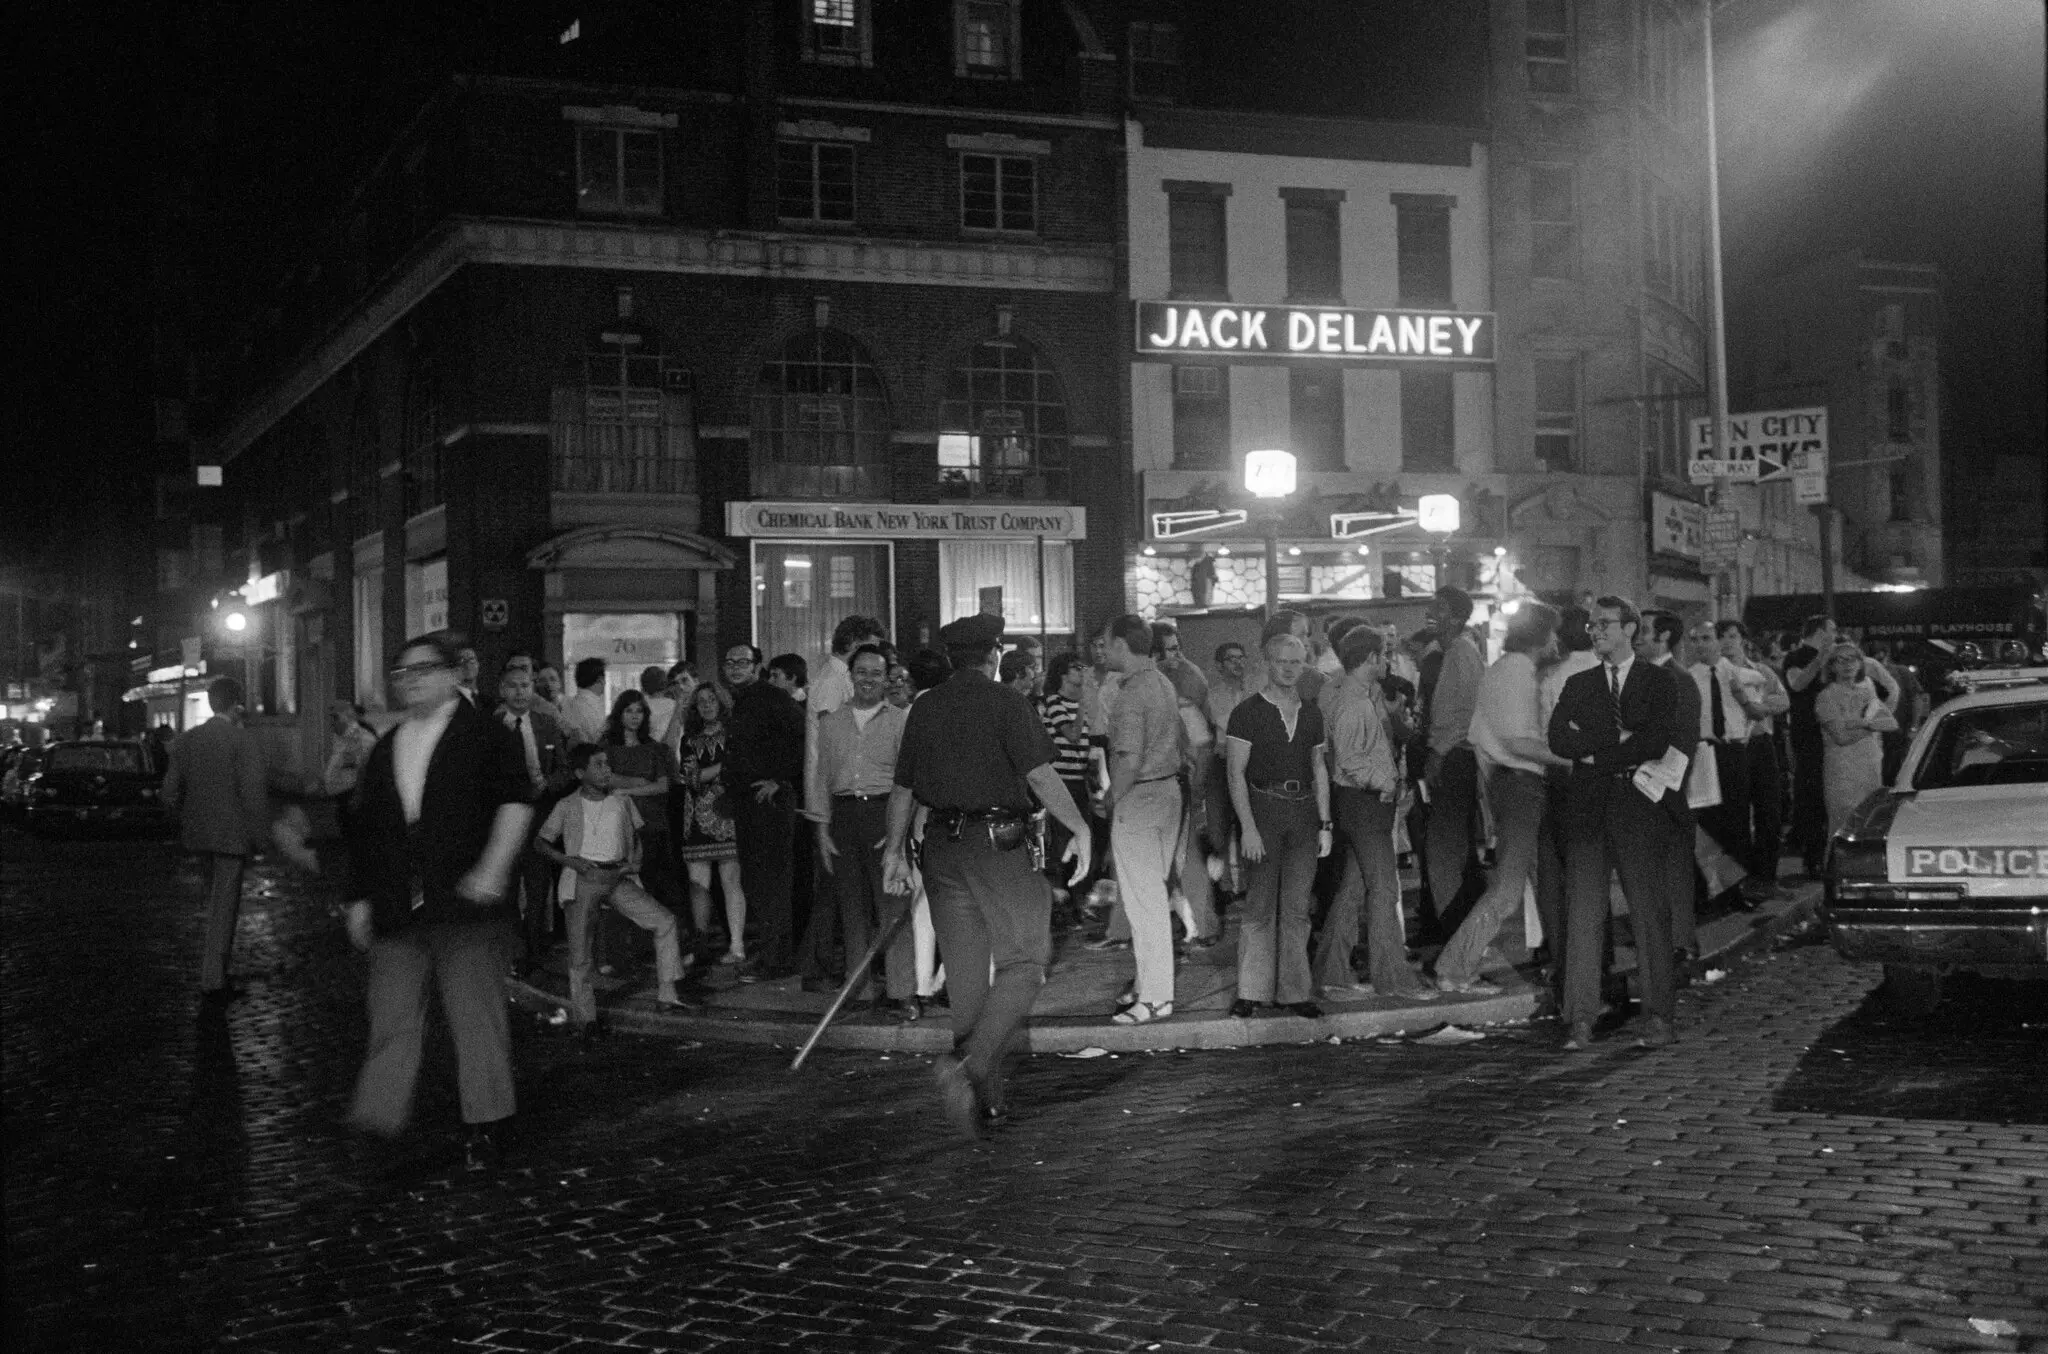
[939, 613, 1005, 651]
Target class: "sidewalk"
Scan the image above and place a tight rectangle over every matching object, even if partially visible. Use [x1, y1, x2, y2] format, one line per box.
[507, 878, 1821, 1054]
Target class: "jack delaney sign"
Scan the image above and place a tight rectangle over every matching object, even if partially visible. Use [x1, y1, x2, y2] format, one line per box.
[1135, 301, 1495, 363]
[726, 500, 1086, 541]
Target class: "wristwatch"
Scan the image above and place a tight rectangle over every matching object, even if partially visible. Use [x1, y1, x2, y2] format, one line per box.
[1319, 820, 1334, 830]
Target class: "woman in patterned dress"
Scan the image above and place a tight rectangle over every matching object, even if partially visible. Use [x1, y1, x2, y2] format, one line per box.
[677, 682, 746, 963]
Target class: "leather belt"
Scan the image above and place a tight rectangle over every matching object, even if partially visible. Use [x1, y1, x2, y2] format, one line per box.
[1251, 778, 1307, 794]
[1134, 773, 1178, 785]
[833, 791, 888, 802]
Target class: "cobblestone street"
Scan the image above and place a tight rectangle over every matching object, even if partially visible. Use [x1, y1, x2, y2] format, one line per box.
[5, 827, 2044, 1354]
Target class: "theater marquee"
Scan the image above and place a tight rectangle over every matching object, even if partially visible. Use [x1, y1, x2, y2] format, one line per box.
[1134, 302, 1495, 363]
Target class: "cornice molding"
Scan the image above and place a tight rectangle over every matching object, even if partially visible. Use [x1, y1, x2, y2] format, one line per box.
[211, 217, 1115, 464]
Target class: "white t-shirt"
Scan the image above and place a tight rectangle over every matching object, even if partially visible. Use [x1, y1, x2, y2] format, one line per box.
[393, 698, 458, 824]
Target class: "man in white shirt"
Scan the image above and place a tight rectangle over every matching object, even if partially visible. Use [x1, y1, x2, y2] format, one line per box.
[1423, 587, 1488, 942]
[535, 743, 689, 1038]
[1434, 602, 1572, 993]
[806, 644, 915, 1015]
[810, 614, 887, 718]
[1718, 620, 1791, 895]
[1688, 621, 1754, 898]
[559, 656, 609, 746]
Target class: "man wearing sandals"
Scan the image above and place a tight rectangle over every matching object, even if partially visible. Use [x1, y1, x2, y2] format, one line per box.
[1103, 615, 1187, 1026]
[883, 614, 1091, 1139]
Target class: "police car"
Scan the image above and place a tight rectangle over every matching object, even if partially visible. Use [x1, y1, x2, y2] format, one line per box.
[1824, 668, 2048, 1014]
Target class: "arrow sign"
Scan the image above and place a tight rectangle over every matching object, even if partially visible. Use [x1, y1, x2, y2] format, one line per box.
[1150, 508, 1250, 540]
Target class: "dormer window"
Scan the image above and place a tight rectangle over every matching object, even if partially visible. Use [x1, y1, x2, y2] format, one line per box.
[956, 0, 1020, 79]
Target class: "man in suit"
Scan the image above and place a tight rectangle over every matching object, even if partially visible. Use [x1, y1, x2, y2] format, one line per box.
[1636, 610, 1701, 959]
[162, 676, 270, 1002]
[1548, 595, 1691, 1051]
[344, 631, 534, 1170]
[497, 661, 573, 974]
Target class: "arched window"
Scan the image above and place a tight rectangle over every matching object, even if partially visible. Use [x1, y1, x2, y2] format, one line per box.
[750, 330, 889, 499]
[938, 338, 1069, 500]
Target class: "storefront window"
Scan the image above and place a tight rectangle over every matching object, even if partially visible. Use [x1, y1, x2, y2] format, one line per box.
[751, 543, 892, 667]
[938, 338, 1070, 500]
[751, 331, 890, 499]
[938, 540, 1073, 633]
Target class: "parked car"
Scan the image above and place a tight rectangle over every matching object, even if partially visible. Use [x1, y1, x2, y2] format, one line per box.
[19, 739, 171, 837]
[1, 745, 48, 822]
[1824, 669, 2048, 1015]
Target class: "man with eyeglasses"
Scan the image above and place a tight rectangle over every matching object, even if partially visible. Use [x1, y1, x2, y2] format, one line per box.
[344, 631, 534, 1170]
[1547, 597, 1691, 1052]
[722, 644, 807, 982]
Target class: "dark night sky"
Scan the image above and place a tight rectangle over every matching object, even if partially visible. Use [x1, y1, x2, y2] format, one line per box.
[10, 0, 2044, 569]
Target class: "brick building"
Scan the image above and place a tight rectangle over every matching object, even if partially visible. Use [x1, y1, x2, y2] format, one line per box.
[175, 1, 1127, 776]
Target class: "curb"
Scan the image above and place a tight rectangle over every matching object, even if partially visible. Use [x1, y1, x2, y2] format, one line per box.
[503, 886, 1821, 1057]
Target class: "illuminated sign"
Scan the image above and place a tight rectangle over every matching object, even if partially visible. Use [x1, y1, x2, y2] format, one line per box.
[726, 501, 1086, 541]
[1135, 302, 1494, 362]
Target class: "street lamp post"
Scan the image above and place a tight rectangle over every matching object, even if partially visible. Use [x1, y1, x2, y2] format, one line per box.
[1418, 493, 1461, 591]
[1244, 450, 1297, 621]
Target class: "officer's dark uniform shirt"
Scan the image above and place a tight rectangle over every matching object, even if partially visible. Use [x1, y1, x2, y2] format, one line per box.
[895, 668, 1055, 813]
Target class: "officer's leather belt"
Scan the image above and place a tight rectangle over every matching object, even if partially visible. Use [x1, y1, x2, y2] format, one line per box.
[928, 806, 1031, 851]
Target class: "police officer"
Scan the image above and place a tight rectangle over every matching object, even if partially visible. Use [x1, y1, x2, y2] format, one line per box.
[883, 614, 1092, 1138]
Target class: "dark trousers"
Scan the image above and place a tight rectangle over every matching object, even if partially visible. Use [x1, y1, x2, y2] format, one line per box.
[1790, 732, 1829, 872]
[1697, 740, 1753, 872]
[1534, 778, 1570, 965]
[1322, 787, 1426, 996]
[734, 790, 797, 971]
[922, 830, 1052, 1106]
[825, 796, 912, 999]
[1741, 735, 1784, 880]
[1561, 785, 1686, 1027]
[1423, 746, 1483, 937]
[349, 919, 516, 1134]
[198, 852, 247, 993]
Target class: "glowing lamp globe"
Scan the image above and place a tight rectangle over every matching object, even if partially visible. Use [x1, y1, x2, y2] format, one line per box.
[1244, 449, 1297, 499]
[1418, 493, 1460, 535]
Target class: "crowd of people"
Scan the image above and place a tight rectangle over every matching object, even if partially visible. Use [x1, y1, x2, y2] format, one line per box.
[154, 591, 1922, 1154]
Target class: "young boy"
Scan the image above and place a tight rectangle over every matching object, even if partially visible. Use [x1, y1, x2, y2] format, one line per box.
[535, 744, 689, 1037]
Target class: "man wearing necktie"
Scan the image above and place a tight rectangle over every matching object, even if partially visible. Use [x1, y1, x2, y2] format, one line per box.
[497, 662, 572, 974]
[1687, 623, 1755, 910]
[1636, 610, 1701, 961]
[1547, 596, 1691, 1051]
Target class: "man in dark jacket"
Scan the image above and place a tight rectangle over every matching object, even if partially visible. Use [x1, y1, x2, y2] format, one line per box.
[344, 632, 534, 1169]
[1548, 596, 1692, 1053]
[161, 676, 270, 1001]
[721, 644, 807, 981]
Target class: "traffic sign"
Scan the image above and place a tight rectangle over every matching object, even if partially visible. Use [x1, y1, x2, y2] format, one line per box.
[1793, 449, 1830, 505]
[1688, 406, 1828, 485]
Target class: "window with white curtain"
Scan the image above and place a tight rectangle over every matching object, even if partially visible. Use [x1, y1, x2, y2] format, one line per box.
[938, 540, 1074, 632]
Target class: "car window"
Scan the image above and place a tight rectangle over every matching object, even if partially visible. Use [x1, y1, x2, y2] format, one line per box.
[1913, 701, 2048, 790]
[46, 745, 147, 775]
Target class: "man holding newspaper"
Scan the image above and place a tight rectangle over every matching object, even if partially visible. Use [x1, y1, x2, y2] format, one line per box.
[1546, 595, 1695, 1053]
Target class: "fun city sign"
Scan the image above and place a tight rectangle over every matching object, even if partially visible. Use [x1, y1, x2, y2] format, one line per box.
[1687, 406, 1828, 485]
[1134, 302, 1495, 363]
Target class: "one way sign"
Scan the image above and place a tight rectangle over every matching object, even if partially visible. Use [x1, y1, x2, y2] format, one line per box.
[1688, 406, 1828, 485]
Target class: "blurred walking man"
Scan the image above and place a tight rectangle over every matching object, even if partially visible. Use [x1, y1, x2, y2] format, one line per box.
[162, 676, 270, 1003]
